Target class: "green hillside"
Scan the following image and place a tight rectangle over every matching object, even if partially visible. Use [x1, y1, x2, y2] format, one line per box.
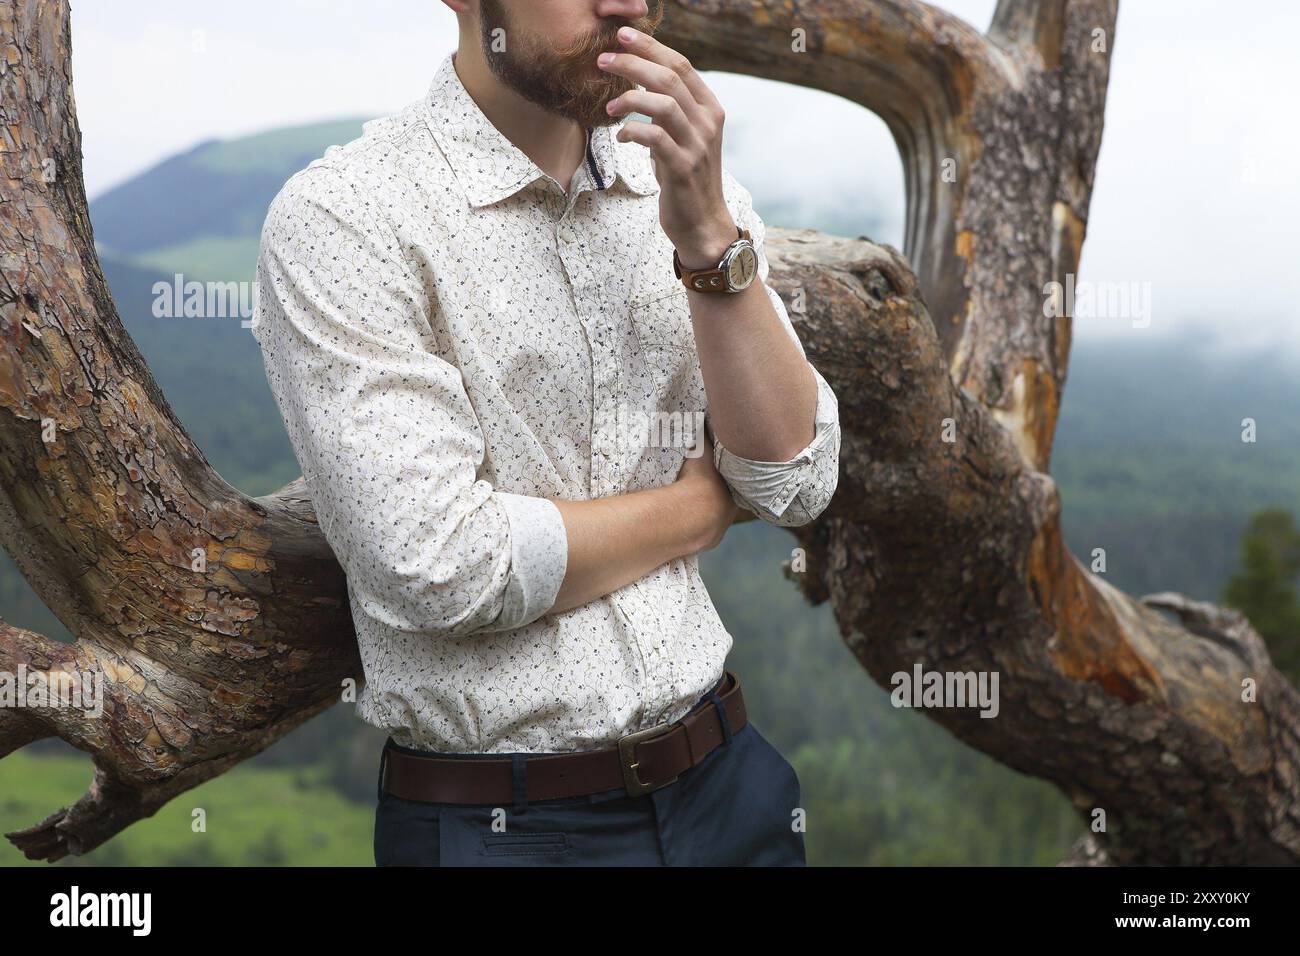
[90, 118, 369, 280]
[0, 750, 373, 867]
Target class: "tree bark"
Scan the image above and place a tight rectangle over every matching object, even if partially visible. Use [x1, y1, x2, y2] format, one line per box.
[2, 0, 1297, 864]
[1, 0, 358, 859]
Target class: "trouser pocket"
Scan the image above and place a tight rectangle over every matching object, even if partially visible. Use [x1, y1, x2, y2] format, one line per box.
[373, 795, 442, 867]
[719, 722, 807, 866]
[480, 831, 571, 858]
[437, 798, 661, 866]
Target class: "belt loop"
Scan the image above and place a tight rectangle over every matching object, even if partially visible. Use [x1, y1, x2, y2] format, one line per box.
[511, 754, 528, 813]
[377, 737, 391, 804]
[706, 691, 733, 746]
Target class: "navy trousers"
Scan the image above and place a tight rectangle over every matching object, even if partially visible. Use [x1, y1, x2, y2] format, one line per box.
[373, 685, 806, 866]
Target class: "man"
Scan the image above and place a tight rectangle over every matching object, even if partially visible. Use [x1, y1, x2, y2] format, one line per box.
[250, 0, 840, 866]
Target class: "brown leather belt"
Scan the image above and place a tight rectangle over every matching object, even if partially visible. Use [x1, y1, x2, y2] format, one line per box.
[380, 670, 746, 804]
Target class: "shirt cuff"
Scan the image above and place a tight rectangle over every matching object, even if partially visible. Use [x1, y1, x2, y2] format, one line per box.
[489, 492, 569, 631]
[711, 366, 840, 522]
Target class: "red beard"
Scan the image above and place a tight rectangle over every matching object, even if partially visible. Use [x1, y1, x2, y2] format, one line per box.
[480, 0, 666, 129]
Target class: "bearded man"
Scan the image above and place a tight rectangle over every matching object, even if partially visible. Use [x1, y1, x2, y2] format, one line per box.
[251, 0, 840, 867]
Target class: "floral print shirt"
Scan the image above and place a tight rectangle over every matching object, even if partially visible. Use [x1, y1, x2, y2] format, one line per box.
[250, 51, 840, 753]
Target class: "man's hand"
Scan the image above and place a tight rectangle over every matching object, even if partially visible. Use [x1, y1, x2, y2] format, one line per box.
[597, 25, 819, 466]
[598, 26, 738, 268]
[674, 430, 740, 553]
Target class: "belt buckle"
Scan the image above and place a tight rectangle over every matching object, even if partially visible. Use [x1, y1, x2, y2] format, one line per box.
[617, 721, 678, 797]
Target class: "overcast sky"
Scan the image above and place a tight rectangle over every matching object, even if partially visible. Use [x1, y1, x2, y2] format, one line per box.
[69, 0, 1300, 354]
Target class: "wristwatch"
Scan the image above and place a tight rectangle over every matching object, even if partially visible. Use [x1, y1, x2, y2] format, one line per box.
[673, 226, 757, 294]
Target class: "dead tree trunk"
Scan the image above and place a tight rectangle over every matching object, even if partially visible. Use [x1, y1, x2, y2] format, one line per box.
[0, 0, 359, 859]
[2, 0, 1297, 864]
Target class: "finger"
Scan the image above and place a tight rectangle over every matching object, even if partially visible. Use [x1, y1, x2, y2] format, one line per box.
[612, 26, 723, 116]
[614, 119, 687, 172]
[598, 51, 702, 123]
[607, 89, 697, 151]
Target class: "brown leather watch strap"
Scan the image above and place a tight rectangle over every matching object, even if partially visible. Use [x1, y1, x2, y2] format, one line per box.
[673, 227, 751, 293]
[381, 670, 747, 804]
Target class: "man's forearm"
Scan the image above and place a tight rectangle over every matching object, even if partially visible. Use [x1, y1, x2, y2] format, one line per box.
[546, 481, 715, 615]
[677, 222, 818, 463]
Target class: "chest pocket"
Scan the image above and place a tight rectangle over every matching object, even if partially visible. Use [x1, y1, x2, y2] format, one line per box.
[627, 282, 698, 401]
[623, 282, 708, 483]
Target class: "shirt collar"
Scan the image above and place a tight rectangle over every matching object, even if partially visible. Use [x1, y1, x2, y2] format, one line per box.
[423, 51, 659, 208]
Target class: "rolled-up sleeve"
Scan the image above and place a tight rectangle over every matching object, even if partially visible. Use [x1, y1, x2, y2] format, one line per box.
[250, 165, 567, 637]
[708, 169, 841, 527]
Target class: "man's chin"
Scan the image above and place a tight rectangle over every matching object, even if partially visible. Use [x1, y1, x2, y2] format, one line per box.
[585, 110, 622, 129]
[571, 83, 636, 129]
[556, 93, 625, 130]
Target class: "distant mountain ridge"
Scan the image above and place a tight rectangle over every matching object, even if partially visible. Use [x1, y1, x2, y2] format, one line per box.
[90, 118, 369, 283]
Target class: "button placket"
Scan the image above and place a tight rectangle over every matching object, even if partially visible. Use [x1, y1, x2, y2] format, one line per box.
[642, 591, 673, 721]
[591, 270, 624, 487]
[619, 582, 672, 726]
[556, 205, 613, 497]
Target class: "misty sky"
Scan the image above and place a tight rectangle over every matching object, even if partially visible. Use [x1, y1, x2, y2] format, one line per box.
[69, 0, 1300, 354]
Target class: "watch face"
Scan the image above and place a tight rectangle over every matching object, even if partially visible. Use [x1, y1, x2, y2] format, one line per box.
[726, 244, 758, 290]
